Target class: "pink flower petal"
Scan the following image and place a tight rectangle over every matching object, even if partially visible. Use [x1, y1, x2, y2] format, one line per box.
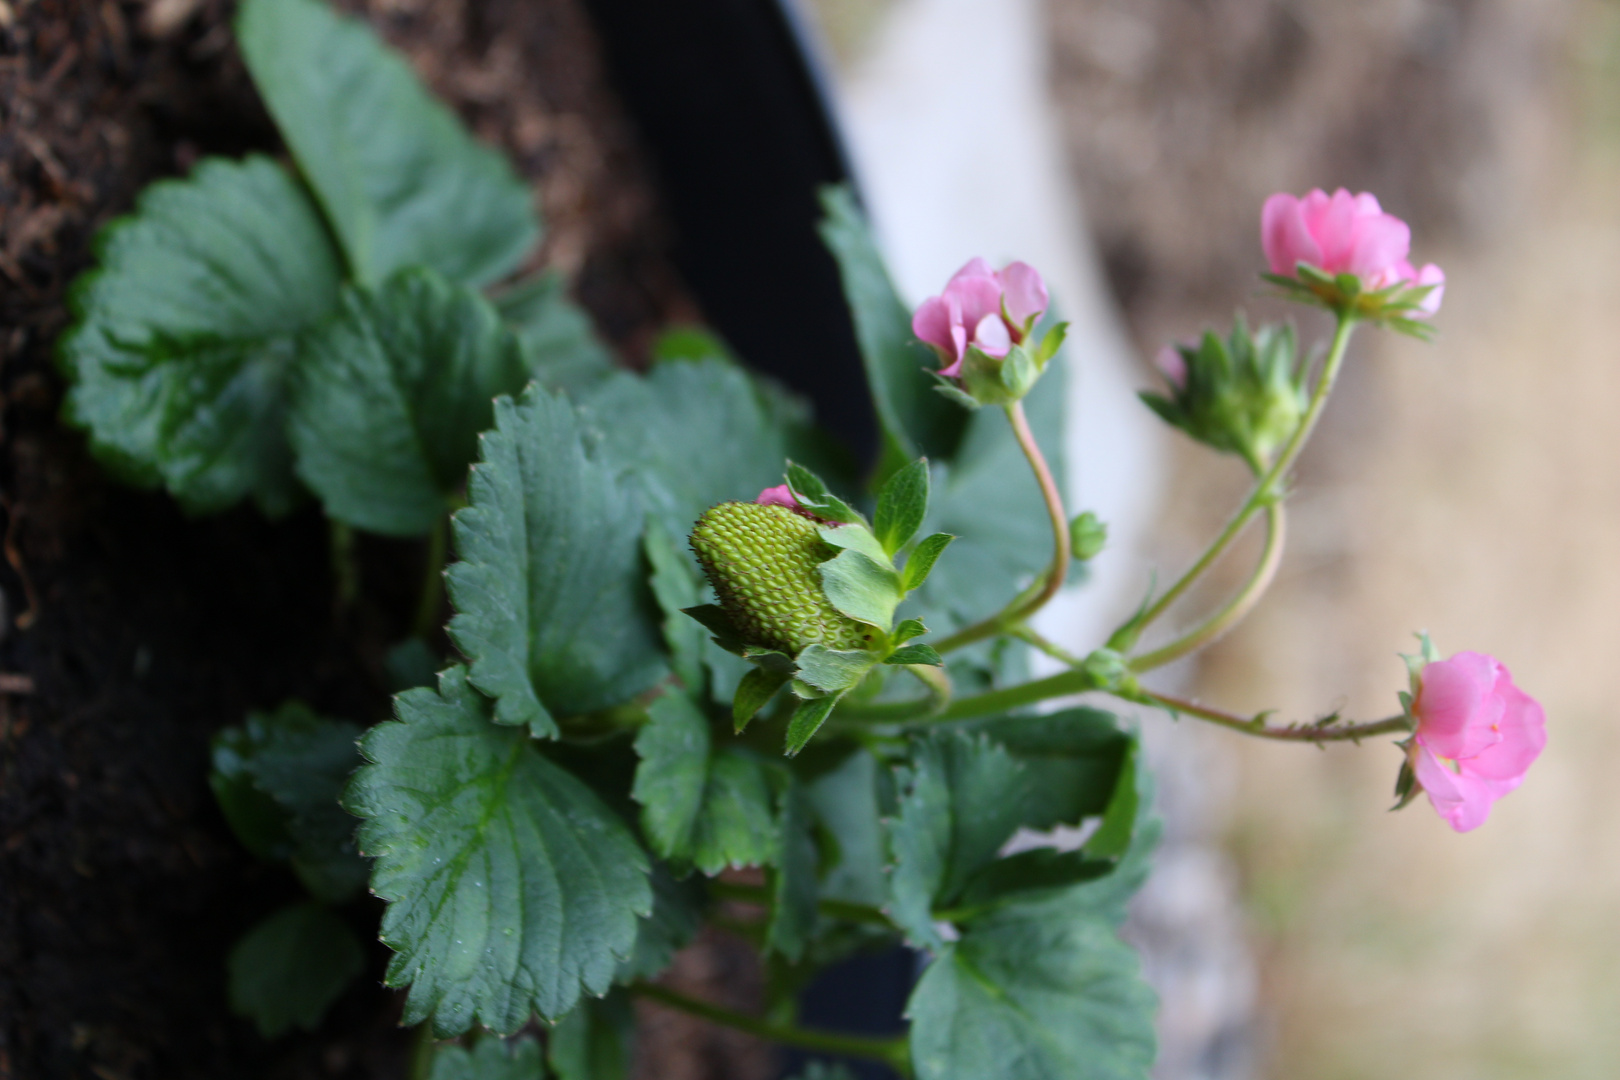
[1415, 651, 1504, 760]
[1155, 345, 1187, 388]
[1410, 262, 1445, 316]
[1464, 678, 1546, 782]
[1414, 746, 1497, 832]
[949, 275, 1004, 331]
[972, 313, 1011, 358]
[997, 261, 1049, 327]
[947, 257, 997, 287]
[1344, 209, 1411, 281]
[911, 295, 957, 360]
[1261, 192, 1322, 276]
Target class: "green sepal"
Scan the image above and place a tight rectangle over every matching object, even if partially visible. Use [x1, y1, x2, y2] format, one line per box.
[874, 458, 930, 556]
[734, 667, 792, 732]
[901, 533, 956, 593]
[795, 643, 879, 694]
[885, 643, 942, 667]
[682, 603, 746, 653]
[786, 461, 863, 524]
[931, 378, 983, 410]
[1391, 740, 1423, 811]
[785, 694, 842, 757]
[958, 343, 1039, 406]
[819, 548, 903, 629]
[817, 521, 892, 566]
[893, 617, 929, 644]
[742, 646, 799, 674]
[1034, 321, 1069, 367]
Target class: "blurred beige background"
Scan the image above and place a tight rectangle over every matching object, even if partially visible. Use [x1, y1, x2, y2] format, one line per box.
[808, 0, 1620, 1075]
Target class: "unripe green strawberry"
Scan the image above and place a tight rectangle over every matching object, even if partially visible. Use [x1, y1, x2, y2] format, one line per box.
[690, 502, 875, 655]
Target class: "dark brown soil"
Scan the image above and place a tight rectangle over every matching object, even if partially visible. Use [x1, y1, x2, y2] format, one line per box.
[0, 1, 695, 1077]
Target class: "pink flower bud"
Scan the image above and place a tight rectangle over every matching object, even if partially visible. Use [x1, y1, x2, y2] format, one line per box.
[1154, 345, 1187, 389]
[1411, 651, 1545, 832]
[755, 484, 803, 511]
[1261, 188, 1444, 316]
[912, 258, 1050, 378]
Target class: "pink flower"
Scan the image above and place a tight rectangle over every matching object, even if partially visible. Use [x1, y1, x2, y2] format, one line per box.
[1261, 188, 1445, 315]
[1411, 651, 1546, 832]
[912, 258, 1049, 378]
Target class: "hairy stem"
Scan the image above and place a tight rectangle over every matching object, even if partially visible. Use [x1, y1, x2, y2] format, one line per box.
[932, 400, 1069, 655]
[631, 982, 913, 1075]
[1111, 314, 1357, 653]
[1140, 688, 1412, 742]
[1128, 501, 1286, 672]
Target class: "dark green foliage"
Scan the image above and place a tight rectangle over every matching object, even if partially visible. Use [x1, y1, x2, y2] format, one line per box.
[210, 701, 367, 903]
[236, 0, 538, 287]
[345, 667, 652, 1034]
[227, 902, 365, 1038]
[289, 268, 531, 535]
[59, 155, 342, 514]
[446, 387, 665, 736]
[548, 995, 633, 1080]
[429, 1036, 548, 1080]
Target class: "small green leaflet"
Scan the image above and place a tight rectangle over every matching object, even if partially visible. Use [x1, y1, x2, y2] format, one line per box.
[819, 549, 903, 629]
[900, 534, 955, 593]
[904, 896, 1157, 1080]
[430, 1036, 547, 1080]
[227, 902, 364, 1038]
[447, 385, 665, 735]
[346, 667, 652, 1035]
[59, 155, 342, 515]
[289, 268, 531, 536]
[733, 667, 790, 731]
[874, 458, 930, 556]
[817, 185, 967, 482]
[631, 692, 778, 874]
[795, 644, 876, 694]
[209, 701, 367, 903]
[548, 993, 633, 1080]
[885, 643, 941, 667]
[885, 731, 1028, 949]
[576, 359, 828, 544]
[492, 271, 619, 398]
[236, 0, 538, 287]
[784, 694, 840, 757]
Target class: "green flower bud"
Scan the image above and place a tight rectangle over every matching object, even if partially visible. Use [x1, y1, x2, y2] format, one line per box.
[690, 502, 876, 655]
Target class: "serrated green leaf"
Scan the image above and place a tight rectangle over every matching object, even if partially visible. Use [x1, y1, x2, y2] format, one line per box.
[961, 708, 1131, 831]
[346, 667, 652, 1034]
[289, 268, 529, 536]
[905, 898, 1156, 1080]
[210, 701, 367, 903]
[785, 461, 863, 525]
[884, 643, 941, 667]
[804, 748, 890, 908]
[892, 617, 928, 645]
[874, 458, 930, 555]
[577, 360, 833, 543]
[907, 359, 1065, 631]
[492, 271, 617, 397]
[446, 386, 664, 736]
[236, 0, 538, 287]
[795, 644, 876, 694]
[886, 732, 1027, 949]
[430, 1036, 547, 1080]
[734, 667, 791, 731]
[632, 692, 778, 874]
[615, 863, 704, 984]
[227, 902, 364, 1039]
[644, 525, 705, 692]
[953, 847, 1114, 912]
[765, 779, 819, 961]
[59, 155, 341, 515]
[819, 549, 903, 629]
[785, 695, 840, 757]
[900, 533, 954, 594]
[817, 185, 967, 482]
[548, 994, 631, 1080]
